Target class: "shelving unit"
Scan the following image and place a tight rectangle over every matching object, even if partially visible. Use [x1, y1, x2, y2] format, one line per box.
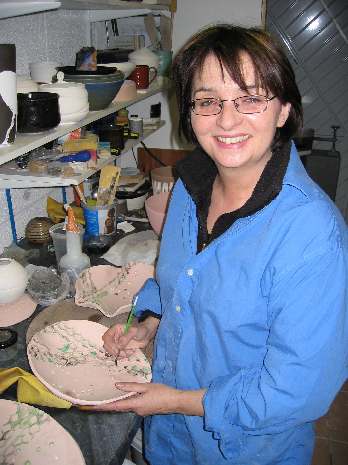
[0, 79, 167, 167]
[0, 122, 164, 188]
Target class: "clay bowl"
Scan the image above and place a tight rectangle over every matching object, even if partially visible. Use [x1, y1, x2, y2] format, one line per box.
[144, 191, 171, 236]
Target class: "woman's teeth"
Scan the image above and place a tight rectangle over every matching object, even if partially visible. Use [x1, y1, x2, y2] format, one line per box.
[217, 135, 249, 144]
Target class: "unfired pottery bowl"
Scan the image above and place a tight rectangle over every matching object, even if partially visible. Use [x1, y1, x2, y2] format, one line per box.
[0, 258, 28, 304]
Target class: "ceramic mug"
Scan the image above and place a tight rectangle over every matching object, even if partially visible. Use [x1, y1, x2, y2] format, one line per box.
[29, 61, 59, 83]
[128, 65, 157, 90]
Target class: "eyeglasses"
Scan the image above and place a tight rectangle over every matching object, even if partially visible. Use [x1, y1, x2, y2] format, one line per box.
[190, 95, 276, 116]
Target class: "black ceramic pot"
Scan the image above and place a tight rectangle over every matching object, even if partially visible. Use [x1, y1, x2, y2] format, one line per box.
[17, 92, 60, 133]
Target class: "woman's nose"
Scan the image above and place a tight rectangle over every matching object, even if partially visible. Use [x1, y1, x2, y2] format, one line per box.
[216, 101, 243, 129]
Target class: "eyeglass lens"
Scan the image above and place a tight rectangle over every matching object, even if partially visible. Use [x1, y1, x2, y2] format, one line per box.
[192, 96, 270, 115]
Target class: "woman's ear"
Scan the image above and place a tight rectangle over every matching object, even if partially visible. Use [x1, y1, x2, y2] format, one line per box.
[277, 102, 291, 128]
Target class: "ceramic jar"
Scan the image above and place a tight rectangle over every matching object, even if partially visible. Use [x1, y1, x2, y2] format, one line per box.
[0, 258, 28, 304]
[17, 92, 60, 133]
[39, 72, 89, 125]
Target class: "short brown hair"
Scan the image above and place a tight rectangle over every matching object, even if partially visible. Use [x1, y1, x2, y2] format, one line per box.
[172, 24, 303, 150]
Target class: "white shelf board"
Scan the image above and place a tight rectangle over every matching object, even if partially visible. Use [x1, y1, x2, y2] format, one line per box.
[60, 0, 170, 11]
[0, 122, 165, 188]
[0, 79, 167, 167]
[0, 1, 61, 19]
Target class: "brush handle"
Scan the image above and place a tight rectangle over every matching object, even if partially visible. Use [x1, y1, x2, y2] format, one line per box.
[124, 296, 138, 334]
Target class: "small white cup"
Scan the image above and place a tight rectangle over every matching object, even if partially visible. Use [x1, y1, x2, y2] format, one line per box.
[29, 61, 59, 83]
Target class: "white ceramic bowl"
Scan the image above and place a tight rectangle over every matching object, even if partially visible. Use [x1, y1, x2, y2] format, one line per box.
[59, 105, 90, 125]
[40, 78, 89, 124]
[98, 62, 136, 78]
[0, 258, 28, 304]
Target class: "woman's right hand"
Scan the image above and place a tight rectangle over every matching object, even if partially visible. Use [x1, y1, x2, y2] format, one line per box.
[102, 316, 160, 359]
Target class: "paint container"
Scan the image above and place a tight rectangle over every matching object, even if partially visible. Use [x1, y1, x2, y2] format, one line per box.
[129, 115, 143, 137]
[82, 202, 117, 238]
[0, 44, 16, 145]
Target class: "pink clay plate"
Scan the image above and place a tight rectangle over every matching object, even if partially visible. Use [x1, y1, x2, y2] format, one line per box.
[0, 293, 36, 327]
[74, 263, 154, 317]
[27, 319, 152, 405]
[0, 399, 86, 465]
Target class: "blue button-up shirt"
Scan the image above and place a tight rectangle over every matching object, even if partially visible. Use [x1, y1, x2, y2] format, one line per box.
[135, 143, 348, 465]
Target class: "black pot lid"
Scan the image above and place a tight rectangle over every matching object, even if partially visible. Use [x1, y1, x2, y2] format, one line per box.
[57, 66, 118, 76]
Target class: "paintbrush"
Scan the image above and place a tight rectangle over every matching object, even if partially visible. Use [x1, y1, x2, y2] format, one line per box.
[114, 295, 139, 367]
[124, 295, 139, 334]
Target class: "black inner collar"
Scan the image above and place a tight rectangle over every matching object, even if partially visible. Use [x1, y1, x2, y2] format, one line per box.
[175, 141, 291, 251]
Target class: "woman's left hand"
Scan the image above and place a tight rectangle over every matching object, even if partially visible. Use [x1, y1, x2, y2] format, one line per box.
[82, 382, 205, 417]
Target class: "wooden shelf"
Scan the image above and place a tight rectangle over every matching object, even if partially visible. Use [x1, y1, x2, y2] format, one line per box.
[0, 122, 165, 188]
[0, 79, 168, 167]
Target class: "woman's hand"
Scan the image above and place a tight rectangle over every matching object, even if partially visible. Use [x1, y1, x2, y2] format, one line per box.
[82, 382, 206, 417]
[102, 316, 160, 358]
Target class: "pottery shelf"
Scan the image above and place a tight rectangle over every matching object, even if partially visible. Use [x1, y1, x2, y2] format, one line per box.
[0, 78, 167, 166]
[60, 0, 172, 12]
[0, 121, 165, 188]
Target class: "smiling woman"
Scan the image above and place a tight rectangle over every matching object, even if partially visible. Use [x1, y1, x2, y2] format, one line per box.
[97, 24, 348, 465]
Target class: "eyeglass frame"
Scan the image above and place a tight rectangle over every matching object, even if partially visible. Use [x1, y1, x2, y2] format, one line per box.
[190, 94, 277, 116]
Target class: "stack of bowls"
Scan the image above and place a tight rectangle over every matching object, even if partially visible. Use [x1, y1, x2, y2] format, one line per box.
[57, 66, 124, 111]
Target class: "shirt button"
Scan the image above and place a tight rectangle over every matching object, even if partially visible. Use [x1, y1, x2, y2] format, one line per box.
[175, 305, 181, 312]
[187, 268, 194, 276]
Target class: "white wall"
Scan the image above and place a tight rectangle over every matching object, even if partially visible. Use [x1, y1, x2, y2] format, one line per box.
[0, 0, 262, 251]
[126, 0, 263, 152]
[0, 9, 89, 251]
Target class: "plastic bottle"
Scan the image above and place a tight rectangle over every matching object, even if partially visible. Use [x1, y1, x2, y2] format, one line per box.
[59, 207, 90, 295]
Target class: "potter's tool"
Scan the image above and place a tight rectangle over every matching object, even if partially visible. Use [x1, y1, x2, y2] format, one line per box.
[73, 185, 87, 204]
[105, 21, 110, 48]
[107, 170, 121, 205]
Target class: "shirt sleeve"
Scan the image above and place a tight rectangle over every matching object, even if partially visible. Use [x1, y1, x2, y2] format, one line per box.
[134, 277, 162, 319]
[203, 225, 348, 458]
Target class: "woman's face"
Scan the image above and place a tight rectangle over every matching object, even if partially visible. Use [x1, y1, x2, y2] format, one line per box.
[190, 54, 290, 175]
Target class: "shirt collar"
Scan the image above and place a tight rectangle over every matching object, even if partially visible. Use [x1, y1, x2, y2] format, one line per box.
[175, 141, 291, 213]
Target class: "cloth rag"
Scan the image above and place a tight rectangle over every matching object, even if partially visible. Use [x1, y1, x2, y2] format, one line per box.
[0, 367, 71, 409]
